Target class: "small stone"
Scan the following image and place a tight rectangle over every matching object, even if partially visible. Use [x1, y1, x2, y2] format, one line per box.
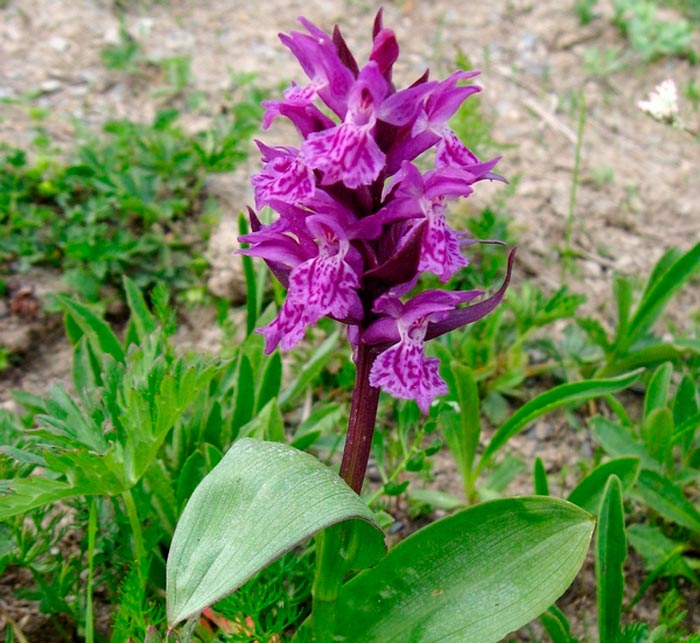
[581, 260, 602, 278]
[40, 79, 61, 93]
[49, 36, 69, 52]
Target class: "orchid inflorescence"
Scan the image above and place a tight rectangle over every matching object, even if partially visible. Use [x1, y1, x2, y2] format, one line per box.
[240, 10, 514, 414]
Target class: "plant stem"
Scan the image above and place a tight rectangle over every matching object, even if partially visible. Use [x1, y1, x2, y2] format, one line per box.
[562, 90, 587, 280]
[85, 498, 97, 643]
[311, 525, 347, 642]
[121, 488, 146, 583]
[310, 344, 380, 641]
[339, 343, 381, 493]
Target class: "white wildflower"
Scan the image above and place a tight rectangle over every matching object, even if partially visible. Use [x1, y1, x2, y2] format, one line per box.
[637, 79, 679, 123]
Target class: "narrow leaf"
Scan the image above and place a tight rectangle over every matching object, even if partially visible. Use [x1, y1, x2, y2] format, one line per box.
[567, 457, 640, 514]
[533, 457, 550, 496]
[635, 469, 700, 532]
[624, 243, 700, 350]
[596, 476, 626, 643]
[478, 370, 641, 471]
[57, 295, 124, 363]
[643, 362, 673, 419]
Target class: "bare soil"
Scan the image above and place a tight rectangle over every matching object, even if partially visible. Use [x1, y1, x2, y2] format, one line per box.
[1, 0, 699, 641]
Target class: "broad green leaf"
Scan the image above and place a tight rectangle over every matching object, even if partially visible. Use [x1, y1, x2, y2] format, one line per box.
[333, 497, 594, 643]
[478, 370, 641, 472]
[623, 242, 700, 351]
[596, 476, 626, 643]
[166, 438, 384, 625]
[278, 331, 340, 407]
[567, 457, 640, 514]
[635, 469, 700, 532]
[643, 362, 673, 419]
[57, 295, 124, 363]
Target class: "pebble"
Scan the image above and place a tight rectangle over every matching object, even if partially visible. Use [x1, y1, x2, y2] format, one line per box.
[40, 79, 62, 93]
[49, 36, 69, 52]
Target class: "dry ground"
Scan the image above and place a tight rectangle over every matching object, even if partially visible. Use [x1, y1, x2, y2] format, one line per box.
[1, 0, 699, 640]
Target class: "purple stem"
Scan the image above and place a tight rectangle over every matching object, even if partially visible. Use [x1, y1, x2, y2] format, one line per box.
[339, 342, 381, 493]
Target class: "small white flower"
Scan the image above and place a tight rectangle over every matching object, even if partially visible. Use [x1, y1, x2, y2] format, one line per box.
[637, 79, 679, 123]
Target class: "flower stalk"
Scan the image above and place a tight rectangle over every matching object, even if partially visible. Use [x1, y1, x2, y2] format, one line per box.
[340, 342, 382, 493]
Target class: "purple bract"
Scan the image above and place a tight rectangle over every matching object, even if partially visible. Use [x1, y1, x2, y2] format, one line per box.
[240, 11, 514, 412]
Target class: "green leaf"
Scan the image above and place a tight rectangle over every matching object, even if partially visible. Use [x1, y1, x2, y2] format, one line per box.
[57, 295, 125, 363]
[635, 469, 700, 532]
[239, 398, 285, 443]
[622, 243, 700, 352]
[278, 331, 340, 407]
[333, 497, 594, 643]
[441, 363, 480, 485]
[673, 374, 699, 426]
[0, 478, 90, 520]
[596, 476, 626, 643]
[567, 457, 640, 514]
[599, 339, 700, 377]
[166, 438, 384, 625]
[123, 275, 157, 345]
[612, 274, 633, 347]
[256, 352, 282, 413]
[478, 370, 641, 472]
[643, 362, 673, 419]
[407, 489, 464, 511]
[627, 524, 698, 583]
[541, 606, 577, 643]
[533, 457, 550, 496]
[590, 416, 657, 470]
[640, 408, 673, 468]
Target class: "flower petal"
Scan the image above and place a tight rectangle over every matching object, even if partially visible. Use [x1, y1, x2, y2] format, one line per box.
[369, 328, 447, 413]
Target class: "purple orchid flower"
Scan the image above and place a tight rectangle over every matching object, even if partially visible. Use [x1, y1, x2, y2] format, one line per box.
[240, 11, 514, 418]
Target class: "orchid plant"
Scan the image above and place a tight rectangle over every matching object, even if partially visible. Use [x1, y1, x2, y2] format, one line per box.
[166, 12, 595, 643]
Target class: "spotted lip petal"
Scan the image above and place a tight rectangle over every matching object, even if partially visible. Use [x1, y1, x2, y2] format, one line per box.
[251, 142, 315, 209]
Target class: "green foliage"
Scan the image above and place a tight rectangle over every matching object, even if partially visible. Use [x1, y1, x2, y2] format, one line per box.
[591, 362, 700, 590]
[0, 84, 262, 302]
[166, 438, 385, 625]
[612, 0, 698, 62]
[578, 243, 700, 377]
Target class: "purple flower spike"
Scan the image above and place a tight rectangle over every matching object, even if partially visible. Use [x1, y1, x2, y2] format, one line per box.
[241, 12, 513, 414]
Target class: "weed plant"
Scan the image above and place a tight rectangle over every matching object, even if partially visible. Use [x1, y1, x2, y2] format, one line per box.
[0, 84, 262, 304]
